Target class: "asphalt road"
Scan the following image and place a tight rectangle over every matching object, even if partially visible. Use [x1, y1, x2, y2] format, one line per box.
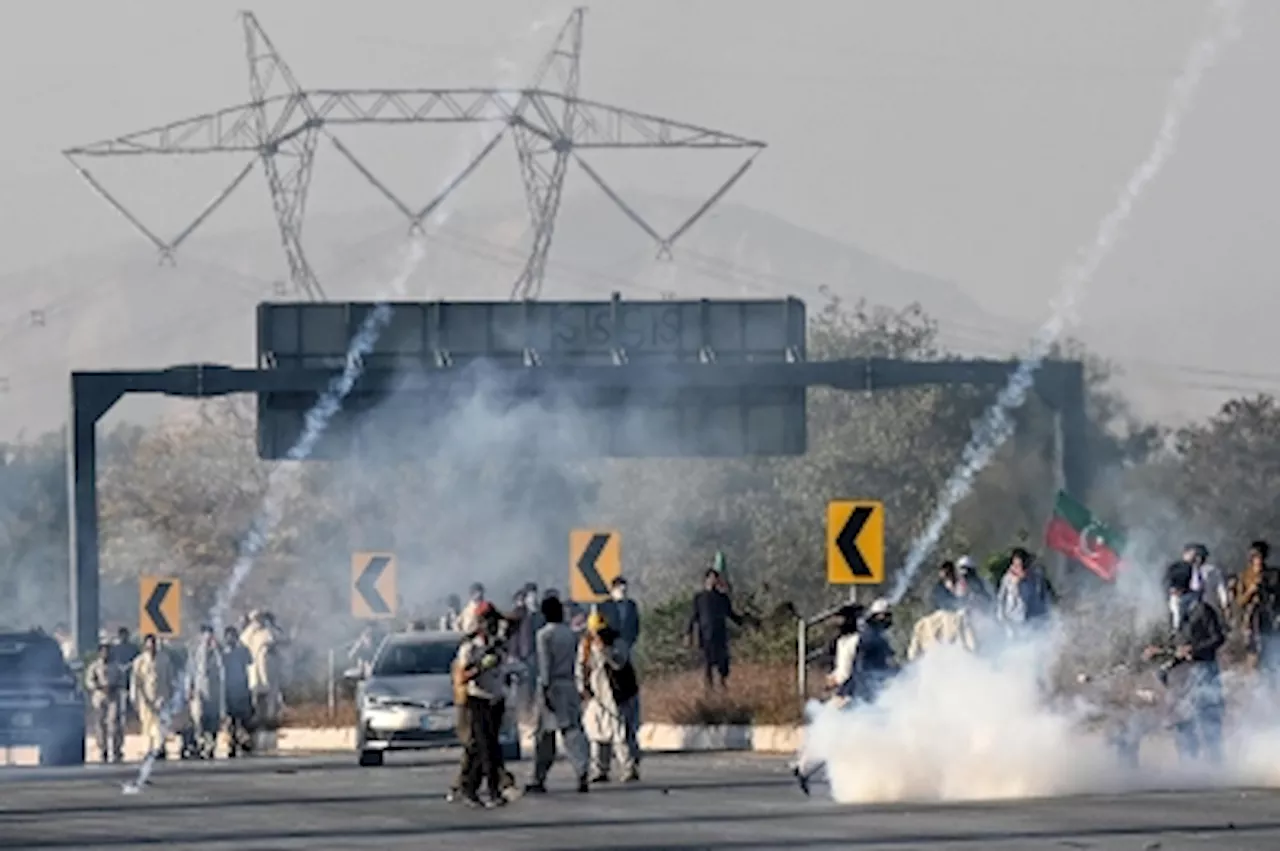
[1, 750, 1278, 850]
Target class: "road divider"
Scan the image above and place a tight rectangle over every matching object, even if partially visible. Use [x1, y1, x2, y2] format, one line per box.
[1, 723, 805, 767]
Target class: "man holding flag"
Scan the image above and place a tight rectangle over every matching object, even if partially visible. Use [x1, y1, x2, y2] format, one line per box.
[688, 553, 746, 690]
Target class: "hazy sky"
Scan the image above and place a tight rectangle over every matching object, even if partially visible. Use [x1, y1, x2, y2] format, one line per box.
[2, 0, 1277, 426]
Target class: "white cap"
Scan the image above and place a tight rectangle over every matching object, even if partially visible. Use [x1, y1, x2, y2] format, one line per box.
[868, 598, 891, 616]
[956, 555, 975, 570]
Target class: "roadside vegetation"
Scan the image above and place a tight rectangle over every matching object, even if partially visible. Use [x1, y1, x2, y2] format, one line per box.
[5, 295, 1278, 725]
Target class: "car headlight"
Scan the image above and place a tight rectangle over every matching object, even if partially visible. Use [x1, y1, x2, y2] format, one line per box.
[361, 688, 396, 709]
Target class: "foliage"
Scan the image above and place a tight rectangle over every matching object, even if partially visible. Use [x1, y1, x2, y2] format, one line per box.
[0, 294, 1238, 661]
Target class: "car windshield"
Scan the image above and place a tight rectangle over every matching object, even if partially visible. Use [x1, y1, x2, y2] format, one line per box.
[0, 635, 71, 681]
[372, 640, 457, 677]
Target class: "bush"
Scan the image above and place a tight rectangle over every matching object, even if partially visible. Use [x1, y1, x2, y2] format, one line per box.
[642, 662, 805, 725]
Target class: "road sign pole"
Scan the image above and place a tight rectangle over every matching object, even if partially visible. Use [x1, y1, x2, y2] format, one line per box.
[327, 648, 336, 720]
[796, 616, 807, 699]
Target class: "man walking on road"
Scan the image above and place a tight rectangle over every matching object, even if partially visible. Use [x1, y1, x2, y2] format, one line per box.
[221, 626, 253, 757]
[130, 634, 174, 760]
[85, 642, 125, 763]
[241, 610, 287, 754]
[189, 625, 226, 760]
[580, 615, 641, 783]
[454, 606, 510, 808]
[510, 584, 544, 744]
[526, 596, 590, 795]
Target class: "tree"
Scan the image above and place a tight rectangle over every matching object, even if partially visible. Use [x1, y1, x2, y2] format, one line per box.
[5, 296, 1167, 652]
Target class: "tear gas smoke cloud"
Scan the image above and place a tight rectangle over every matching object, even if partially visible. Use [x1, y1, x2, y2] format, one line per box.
[123, 12, 565, 794]
[800, 1, 1255, 806]
[274, 360, 722, 655]
[800, 614, 1280, 805]
[888, 0, 1246, 605]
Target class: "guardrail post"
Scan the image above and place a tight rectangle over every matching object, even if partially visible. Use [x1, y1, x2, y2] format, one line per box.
[796, 617, 807, 699]
[327, 648, 336, 719]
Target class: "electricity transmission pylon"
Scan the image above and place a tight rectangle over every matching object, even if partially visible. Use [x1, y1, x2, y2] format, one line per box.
[63, 9, 765, 302]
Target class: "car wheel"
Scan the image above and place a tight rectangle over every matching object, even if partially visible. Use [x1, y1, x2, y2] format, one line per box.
[41, 732, 85, 767]
[358, 749, 384, 767]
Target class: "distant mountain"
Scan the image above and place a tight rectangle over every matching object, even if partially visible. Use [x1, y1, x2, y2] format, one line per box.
[0, 192, 1010, 439]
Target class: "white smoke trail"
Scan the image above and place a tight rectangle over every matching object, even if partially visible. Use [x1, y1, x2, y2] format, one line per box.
[123, 237, 428, 795]
[888, 0, 1245, 604]
[207, 240, 426, 638]
[122, 12, 565, 793]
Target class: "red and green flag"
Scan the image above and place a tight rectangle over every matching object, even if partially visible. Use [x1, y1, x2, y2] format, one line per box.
[1044, 490, 1126, 582]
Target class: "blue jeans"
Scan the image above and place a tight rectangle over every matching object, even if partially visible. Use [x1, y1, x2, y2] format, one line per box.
[1169, 662, 1224, 765]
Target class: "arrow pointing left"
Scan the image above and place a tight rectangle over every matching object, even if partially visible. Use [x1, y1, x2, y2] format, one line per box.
[144, 581, 175, 634]
[835, 506, 874, 578]
[355, 556, 393, 615]
[576, 534, 611, 596]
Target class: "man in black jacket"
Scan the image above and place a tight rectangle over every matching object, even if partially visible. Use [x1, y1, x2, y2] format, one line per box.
[600, 576, 641, 648]
[1145, 561, 1226, 764]
[687, 569, 745, 689]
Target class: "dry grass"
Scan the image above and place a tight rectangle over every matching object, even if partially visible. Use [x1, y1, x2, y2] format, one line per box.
[638, 662, 810, 726]
[283, 700, 357, 728]
[278, 662, 813, 729]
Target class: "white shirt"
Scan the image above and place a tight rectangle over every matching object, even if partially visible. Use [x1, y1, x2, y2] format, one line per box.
[831, 633, 860, 687]
[458, 600, 483, 636]
[1175, 563, 1229, 622]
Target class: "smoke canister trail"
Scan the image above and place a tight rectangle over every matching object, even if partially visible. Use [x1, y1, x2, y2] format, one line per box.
[122, 238, 426, 795]
[122, 14, 561, 795]
[206, 10, 556, 630]
[887, 0, 1245, 605]
[208, 237, 427, 637]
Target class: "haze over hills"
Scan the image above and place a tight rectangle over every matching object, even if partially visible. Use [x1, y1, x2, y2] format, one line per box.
[0, 192, 1014, 440]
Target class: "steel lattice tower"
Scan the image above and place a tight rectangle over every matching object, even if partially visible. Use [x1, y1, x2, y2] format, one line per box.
[63, 9, 765, 301]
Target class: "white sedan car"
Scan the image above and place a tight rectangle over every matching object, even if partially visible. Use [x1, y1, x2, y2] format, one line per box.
[349, 630, 521, 767]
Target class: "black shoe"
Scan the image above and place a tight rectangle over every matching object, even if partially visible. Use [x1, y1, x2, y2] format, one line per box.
[577, 776, 590, 794]
[523, 783, 547, 795]
[591, 773, 610, 784]
[793, 766, 810, 797]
